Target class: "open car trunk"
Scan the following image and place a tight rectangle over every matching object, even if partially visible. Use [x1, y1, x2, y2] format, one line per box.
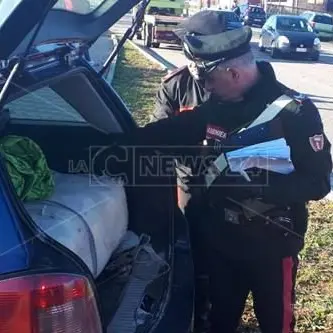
[0, 65, 184, 331]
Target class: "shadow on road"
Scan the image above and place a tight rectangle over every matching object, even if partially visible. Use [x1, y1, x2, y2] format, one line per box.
[157, 45, 183, 51]
[306, 94, 333, 111]
[302, 94, 333, 113]
[139, 44, 177, 70]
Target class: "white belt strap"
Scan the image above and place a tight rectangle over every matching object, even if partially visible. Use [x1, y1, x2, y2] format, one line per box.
[204, 94, 295, 188]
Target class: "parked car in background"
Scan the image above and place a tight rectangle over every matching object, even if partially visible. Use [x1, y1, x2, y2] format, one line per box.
[222, 9, 244, 30]
[210, 8, 244, 30]
[300, 11, 333, 40]
[0, 0, 194, 332]
[241, 5, 266, 27]
[258, 14, 321, 61]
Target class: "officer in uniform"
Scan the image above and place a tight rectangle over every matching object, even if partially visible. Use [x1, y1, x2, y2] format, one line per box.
[115, 10, 332, 333]
[150, 47, 211, 212]
[151, 65, 209, 121]
[150, 21, 214, 333]
[152, 73, 212, 332]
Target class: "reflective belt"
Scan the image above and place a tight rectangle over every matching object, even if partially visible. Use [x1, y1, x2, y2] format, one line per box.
[204, 94, 295, 188]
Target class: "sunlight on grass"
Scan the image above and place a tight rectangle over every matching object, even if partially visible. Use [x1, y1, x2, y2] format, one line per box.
[112, 41, 167, 127]
[240, 200, 333, 332]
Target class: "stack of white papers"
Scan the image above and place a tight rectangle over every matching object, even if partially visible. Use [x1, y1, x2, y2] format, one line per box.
[226, 138, 295, 175]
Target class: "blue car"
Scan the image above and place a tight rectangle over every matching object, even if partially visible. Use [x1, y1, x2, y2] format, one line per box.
[0, 0, 194, 332]
[219, 9, 244, 30]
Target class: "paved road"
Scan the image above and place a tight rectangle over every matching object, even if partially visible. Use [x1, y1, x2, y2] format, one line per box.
[111, 14, 333, 149]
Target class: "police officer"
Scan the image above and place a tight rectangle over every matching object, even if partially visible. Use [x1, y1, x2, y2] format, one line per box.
[115, 10, 332, 333]
[151, 65, 209, 121]
[150, 46, 211, 211]
[150, 28, 213, 333]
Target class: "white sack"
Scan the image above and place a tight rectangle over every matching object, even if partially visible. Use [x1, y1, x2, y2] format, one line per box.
[25, 172, 128, 278]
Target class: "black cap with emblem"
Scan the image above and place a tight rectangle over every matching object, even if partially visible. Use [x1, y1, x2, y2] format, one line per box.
[174, 10, 252, 80]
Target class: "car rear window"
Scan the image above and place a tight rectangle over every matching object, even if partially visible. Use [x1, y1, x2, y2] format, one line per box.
[313, 15, 333, 25]
[147, 7, 176, 15]
[6, 87, 86, 123]
[249, 7, 265, 13]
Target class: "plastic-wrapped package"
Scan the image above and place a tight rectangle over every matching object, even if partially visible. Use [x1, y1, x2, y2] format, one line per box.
[24, 172, 128, 278]
[227, 138, 295, 175]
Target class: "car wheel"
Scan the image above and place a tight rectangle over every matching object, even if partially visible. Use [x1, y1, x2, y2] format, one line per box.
[258, 36, 265, 52]
[311, 54, 319, 61]
[270, 42, 279, 59]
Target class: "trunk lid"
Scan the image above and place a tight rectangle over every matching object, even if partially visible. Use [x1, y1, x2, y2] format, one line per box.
[0, 0, 142, 60]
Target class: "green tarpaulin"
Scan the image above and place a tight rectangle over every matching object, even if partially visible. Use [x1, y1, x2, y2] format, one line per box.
[0, 135, 54, 201]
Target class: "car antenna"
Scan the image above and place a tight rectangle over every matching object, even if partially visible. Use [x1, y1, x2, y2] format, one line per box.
[0, 0, 55, 110]
[99, 0, 151, 77]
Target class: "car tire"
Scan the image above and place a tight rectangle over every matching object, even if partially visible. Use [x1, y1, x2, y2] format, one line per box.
[270, 42, 279, 59]
[311, 54, 319, 61]
[258, 36, 265, 52]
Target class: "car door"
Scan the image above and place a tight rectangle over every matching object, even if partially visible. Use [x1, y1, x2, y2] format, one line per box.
[313, 14, 333, 34]
[261, 16, 274, 47]
[266, 16, 277, 47]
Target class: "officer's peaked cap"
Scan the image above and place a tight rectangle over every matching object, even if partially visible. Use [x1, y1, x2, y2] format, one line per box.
[175, 10, 252, 62]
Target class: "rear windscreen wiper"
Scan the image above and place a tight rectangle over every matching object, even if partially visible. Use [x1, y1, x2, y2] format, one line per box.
[99, 0, 151, 77]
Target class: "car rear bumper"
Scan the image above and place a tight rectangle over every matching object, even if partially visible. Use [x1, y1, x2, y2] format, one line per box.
[246, 18, 266, 25]
[277, 45, 320, 58]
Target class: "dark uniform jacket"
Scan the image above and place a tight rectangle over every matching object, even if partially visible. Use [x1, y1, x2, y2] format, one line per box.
[151, 65, 210, 121]
[150, 66, 211, 200]
[118, 61, 332, 258]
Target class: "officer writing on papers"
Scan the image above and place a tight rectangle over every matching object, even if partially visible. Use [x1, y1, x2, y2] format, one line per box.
[115, 10, 332, 333]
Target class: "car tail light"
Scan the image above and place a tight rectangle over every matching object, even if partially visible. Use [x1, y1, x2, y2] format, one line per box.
[0, 273, 102, 333]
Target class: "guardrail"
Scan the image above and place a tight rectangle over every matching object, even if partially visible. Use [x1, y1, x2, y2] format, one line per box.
[266, 4, 333, 17]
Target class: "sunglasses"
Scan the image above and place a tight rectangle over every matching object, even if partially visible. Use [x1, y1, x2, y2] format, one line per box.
[183, 38, 225, 82]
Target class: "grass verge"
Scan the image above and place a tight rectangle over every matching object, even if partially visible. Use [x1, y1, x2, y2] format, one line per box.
[241, 200, 333, 333]
[112, 40, 333, 332]
[112, 41, 167, 126]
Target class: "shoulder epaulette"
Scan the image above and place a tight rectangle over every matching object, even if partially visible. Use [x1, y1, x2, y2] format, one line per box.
[161, 65, 188, 83]
[285, 89, 308, 104]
